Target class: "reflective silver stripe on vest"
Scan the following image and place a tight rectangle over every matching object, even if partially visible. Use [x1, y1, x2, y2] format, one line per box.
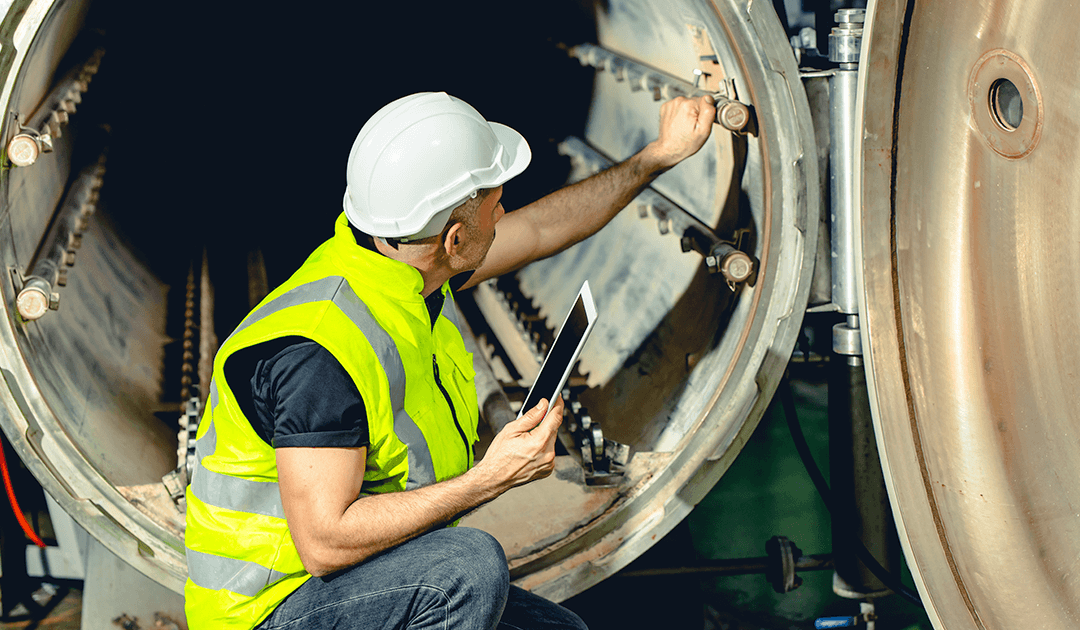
[192, 377, 287, 518]
[208, 377, 219, 411]
[192, 421, 286, 519]
[229, 276, 346, 340]
[442, 292, 467, 337]
[330, 280, 436, 489]
[187, 547, 288, 598]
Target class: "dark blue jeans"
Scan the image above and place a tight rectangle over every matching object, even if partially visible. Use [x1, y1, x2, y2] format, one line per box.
[257, 527, 588, 629]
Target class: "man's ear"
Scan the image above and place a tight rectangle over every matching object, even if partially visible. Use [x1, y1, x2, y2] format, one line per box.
[443, 222, 465, 258]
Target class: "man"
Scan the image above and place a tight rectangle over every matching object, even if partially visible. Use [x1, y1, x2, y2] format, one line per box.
[185, 91, 715, 629]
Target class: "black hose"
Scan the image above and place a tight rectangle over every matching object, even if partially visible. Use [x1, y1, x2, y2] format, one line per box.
[778, 375, 923, 608]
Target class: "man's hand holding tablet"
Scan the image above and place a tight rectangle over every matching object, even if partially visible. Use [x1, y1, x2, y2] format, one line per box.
[470, 281, 597, 492]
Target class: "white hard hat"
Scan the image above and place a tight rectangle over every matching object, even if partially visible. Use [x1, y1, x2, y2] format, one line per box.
[343, 92, 531, 240]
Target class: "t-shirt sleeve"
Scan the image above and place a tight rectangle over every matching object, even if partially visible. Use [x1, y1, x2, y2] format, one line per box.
[250, 340, 369, 449]
[449, 270, 475, 292]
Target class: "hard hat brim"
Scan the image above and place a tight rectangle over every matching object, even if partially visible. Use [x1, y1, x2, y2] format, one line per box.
[488, 122, 532, 189]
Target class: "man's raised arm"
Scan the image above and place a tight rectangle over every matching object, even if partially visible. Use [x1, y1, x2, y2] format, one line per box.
[461, 94, 717, 289]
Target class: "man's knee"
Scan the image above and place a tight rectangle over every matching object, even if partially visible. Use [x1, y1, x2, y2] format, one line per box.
[429, 527, 509, 593]
[414, 527, 508, 627]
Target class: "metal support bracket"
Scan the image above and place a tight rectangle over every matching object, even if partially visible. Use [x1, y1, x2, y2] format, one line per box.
[563, 392, 631, 487]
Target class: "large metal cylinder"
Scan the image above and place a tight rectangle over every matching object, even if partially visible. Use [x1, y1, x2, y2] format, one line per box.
[859, 0, 1080, 628]
[0, 0, 818, 604]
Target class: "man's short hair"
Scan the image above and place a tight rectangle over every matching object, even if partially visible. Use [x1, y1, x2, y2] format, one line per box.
[386, 188, 493, 248]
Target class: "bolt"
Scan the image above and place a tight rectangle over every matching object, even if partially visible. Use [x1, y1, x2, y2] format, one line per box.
[17, 287, 50, 321]
[7, 134, 40, 166]
[718, 101, 751, 132]
[722, 251, 753, 282]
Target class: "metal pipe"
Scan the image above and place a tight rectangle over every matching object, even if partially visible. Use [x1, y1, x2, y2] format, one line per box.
[826, 8, 902, 599]
[828, 9, 863, 315]
[829, 329, 901, 596]
[617, 553, 833, 578]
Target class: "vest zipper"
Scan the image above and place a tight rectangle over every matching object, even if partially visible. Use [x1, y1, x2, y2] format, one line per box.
[433, 355, 471, 465]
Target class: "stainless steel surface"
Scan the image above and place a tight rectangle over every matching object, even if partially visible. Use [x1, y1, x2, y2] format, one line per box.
[858, 0, 1080, 628]
[828, 69, 859, 314]
[829, 9, 862, 316]
[832, 318, 862, 356]
[828, 9, 865, 66]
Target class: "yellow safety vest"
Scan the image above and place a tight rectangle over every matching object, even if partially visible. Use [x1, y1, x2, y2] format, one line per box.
[184, 213, 479, 629]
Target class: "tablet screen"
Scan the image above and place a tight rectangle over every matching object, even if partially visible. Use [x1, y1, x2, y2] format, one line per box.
[519, 282, 596, 417]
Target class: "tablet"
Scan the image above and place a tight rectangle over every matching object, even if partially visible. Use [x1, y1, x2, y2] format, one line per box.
[518, 280, 598, 419]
